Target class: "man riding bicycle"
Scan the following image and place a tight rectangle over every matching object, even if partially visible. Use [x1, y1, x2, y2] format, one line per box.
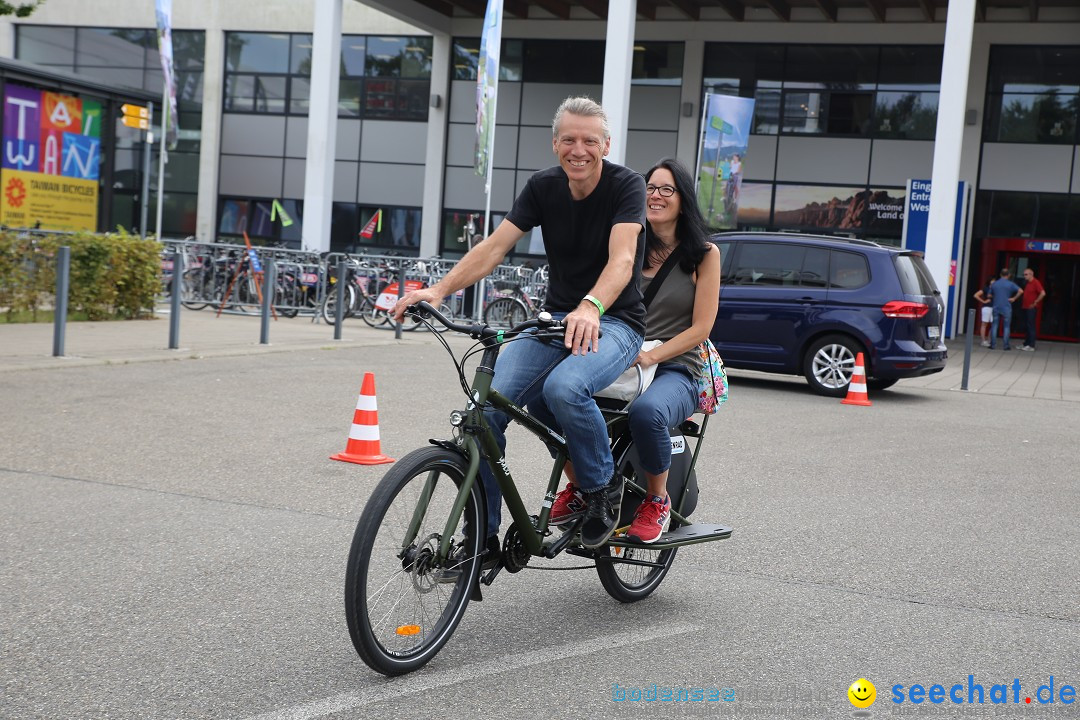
[393, 96, 646, 556]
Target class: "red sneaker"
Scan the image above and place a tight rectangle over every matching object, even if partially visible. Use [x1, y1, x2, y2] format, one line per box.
[627, 495, 671, 544]
[549, 483, 586, 526]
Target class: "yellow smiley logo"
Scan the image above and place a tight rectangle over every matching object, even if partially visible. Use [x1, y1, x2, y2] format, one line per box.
[848, 678, 876, 708]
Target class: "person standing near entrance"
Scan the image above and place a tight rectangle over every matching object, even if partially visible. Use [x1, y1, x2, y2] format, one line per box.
[1020, 267, 1046, 351]
[988, 268, 1023, 350]
[973, 276, 994, 347]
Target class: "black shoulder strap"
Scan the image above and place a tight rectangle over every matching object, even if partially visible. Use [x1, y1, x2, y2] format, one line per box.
[642, 244, 684, 309]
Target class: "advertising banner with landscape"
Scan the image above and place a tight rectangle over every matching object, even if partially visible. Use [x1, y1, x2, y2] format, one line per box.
[697, 93, 755, 229]
[1, 83, 100, 231]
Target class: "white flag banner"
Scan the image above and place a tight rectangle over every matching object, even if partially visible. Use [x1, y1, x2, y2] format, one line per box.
[154, 0, 180, 150]
[474, 0, 503, 183]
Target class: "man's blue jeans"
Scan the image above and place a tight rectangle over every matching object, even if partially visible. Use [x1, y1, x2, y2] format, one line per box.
[990, 307, 1012, 349]
[478, 315, 642, 536]
[1024, 307, 1038, 348]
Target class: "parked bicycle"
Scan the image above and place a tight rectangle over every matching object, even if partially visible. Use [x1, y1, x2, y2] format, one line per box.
[344, 302, 732, 676]
[482, 266, 544, 329]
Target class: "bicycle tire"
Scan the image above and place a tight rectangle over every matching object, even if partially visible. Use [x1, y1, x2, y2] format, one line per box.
[345, 446, 484, 676]
[358, 301, 393, 329]
[595, 446, 678, 602]
[321, 284, 356, 324]
[180, 270, 209, 311]
[483, 296, 529, 329]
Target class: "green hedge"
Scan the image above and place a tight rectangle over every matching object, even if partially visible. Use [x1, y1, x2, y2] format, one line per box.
[0, 230, 162, 322]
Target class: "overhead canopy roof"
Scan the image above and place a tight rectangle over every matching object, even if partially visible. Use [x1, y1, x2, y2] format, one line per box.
[365, 0, 1077, 26]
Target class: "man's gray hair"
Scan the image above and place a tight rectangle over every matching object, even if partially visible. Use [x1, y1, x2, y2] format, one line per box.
[552, 96, 610, 141]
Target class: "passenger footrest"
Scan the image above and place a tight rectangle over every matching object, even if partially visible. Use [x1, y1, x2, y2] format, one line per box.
[607, 523, 733, 550]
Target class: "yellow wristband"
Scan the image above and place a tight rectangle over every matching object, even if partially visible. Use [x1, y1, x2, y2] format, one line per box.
[583, 294, 605, 316]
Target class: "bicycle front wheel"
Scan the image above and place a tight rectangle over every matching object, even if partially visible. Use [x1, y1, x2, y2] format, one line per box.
[483, 296, 529, 329]
[345, 446, 484, 676]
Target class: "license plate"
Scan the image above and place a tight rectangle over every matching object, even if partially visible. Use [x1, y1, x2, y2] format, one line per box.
[927, 325, 940, 339]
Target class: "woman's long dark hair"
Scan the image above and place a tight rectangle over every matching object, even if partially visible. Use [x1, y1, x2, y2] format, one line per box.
[643, 158, 711, 273]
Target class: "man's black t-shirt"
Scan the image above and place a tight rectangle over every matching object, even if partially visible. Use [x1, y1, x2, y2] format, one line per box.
[504, 160, 647, 336]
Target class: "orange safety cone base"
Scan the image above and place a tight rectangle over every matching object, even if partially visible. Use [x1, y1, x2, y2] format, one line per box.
[330, 451, 394, 465]
[841, 352, 872, 406]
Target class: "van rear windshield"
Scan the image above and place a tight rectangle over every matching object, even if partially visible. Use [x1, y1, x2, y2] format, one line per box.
[894, 254, 939, 297]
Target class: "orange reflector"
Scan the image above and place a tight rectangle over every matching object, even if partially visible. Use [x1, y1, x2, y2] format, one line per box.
[396, 624, 422, 636]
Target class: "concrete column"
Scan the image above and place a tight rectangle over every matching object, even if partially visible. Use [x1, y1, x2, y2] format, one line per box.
[676, 39, 705, 171]
[419, 31, 450, 258]
[195, 27, 224, 243]
[602, 0, 636, 165]
[925, 0, 976, 326]
[301, 0, 343, 254]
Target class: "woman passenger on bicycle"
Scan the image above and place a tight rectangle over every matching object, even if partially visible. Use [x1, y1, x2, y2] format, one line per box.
[538, 158, 720, 543]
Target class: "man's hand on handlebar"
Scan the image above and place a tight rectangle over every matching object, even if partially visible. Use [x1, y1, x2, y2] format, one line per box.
[392, 287, 445, 322]
[563, 301, 601, 355]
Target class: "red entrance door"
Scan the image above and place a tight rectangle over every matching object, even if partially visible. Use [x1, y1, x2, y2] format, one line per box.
[1000, 250, 1080, 342]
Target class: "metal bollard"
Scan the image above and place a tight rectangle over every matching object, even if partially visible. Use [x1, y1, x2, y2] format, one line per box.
[395, 259, 406, 340]
[260, 259, 275, 345]
[960, 307, 975, 391]
[52, 246, 70, 357]
[169, 250, 182, 349]
[334, 260, 346, 340]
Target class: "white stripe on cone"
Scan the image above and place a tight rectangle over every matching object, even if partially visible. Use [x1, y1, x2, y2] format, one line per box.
[848, 382, 867, 393]
[355, 395, 377, 411]
[348, 424, 380, 441]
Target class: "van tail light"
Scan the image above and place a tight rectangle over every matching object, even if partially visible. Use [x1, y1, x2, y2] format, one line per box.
[882, 301, 929, 319]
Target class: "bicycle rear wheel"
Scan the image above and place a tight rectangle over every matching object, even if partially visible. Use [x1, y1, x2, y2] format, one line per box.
[483, 296, 529, 329]
[595, 454, 678, 602]
[345, 446, 484, 676]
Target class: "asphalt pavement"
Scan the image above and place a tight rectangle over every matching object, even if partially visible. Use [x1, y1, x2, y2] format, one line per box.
[2, 309, 1078, 719]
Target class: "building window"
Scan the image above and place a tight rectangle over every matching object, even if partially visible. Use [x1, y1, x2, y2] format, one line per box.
[451, 38, 524, 81]
[984, 46, 1080, 145]
[223, 32, 431, 121]
[703, 43, 942, 139]
[632, 42, 683, 85]
[218, 196, 303, 246]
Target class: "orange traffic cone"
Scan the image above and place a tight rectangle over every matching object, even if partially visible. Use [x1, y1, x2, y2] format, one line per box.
[841, 352, 872, 406]
[331, 372, 394, 465]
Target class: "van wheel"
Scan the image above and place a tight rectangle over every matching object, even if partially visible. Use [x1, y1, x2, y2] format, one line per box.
[803, 335, 861, 397]
[867, 378, 898, 391]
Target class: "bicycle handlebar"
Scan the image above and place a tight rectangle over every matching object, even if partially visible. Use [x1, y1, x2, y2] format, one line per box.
[408, 300, 595, 342]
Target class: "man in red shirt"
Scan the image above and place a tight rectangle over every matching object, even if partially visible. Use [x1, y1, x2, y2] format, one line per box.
[1020, 268, 1046, 351]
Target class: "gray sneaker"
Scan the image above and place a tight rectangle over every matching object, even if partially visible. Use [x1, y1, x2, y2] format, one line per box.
[1020, 345, 1035, 352]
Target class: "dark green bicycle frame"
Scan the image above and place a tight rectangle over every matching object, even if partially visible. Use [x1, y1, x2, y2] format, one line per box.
[400, 339, 708, 563]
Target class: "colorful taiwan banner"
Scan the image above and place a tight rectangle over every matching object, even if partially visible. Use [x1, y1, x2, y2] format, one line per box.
[474, 0, 503, 185]
[697, 93, 755, 230]
[1, 83, 100, 231]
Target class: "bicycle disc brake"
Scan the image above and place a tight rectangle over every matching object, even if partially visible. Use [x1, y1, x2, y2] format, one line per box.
[409, 533, 443, 594]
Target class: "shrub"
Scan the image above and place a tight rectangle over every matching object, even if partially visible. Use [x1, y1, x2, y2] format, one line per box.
[0, 229, 162, 321]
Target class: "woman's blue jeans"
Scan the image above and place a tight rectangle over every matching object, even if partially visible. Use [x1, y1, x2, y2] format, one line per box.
[478, 315, 642, 536]
[626, 365, 697, 476]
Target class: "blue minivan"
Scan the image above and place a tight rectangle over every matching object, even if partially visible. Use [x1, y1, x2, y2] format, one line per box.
[709, 232, 948, 396]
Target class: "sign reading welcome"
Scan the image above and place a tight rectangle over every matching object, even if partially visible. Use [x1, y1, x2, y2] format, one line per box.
[1, 83, 101, 231]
